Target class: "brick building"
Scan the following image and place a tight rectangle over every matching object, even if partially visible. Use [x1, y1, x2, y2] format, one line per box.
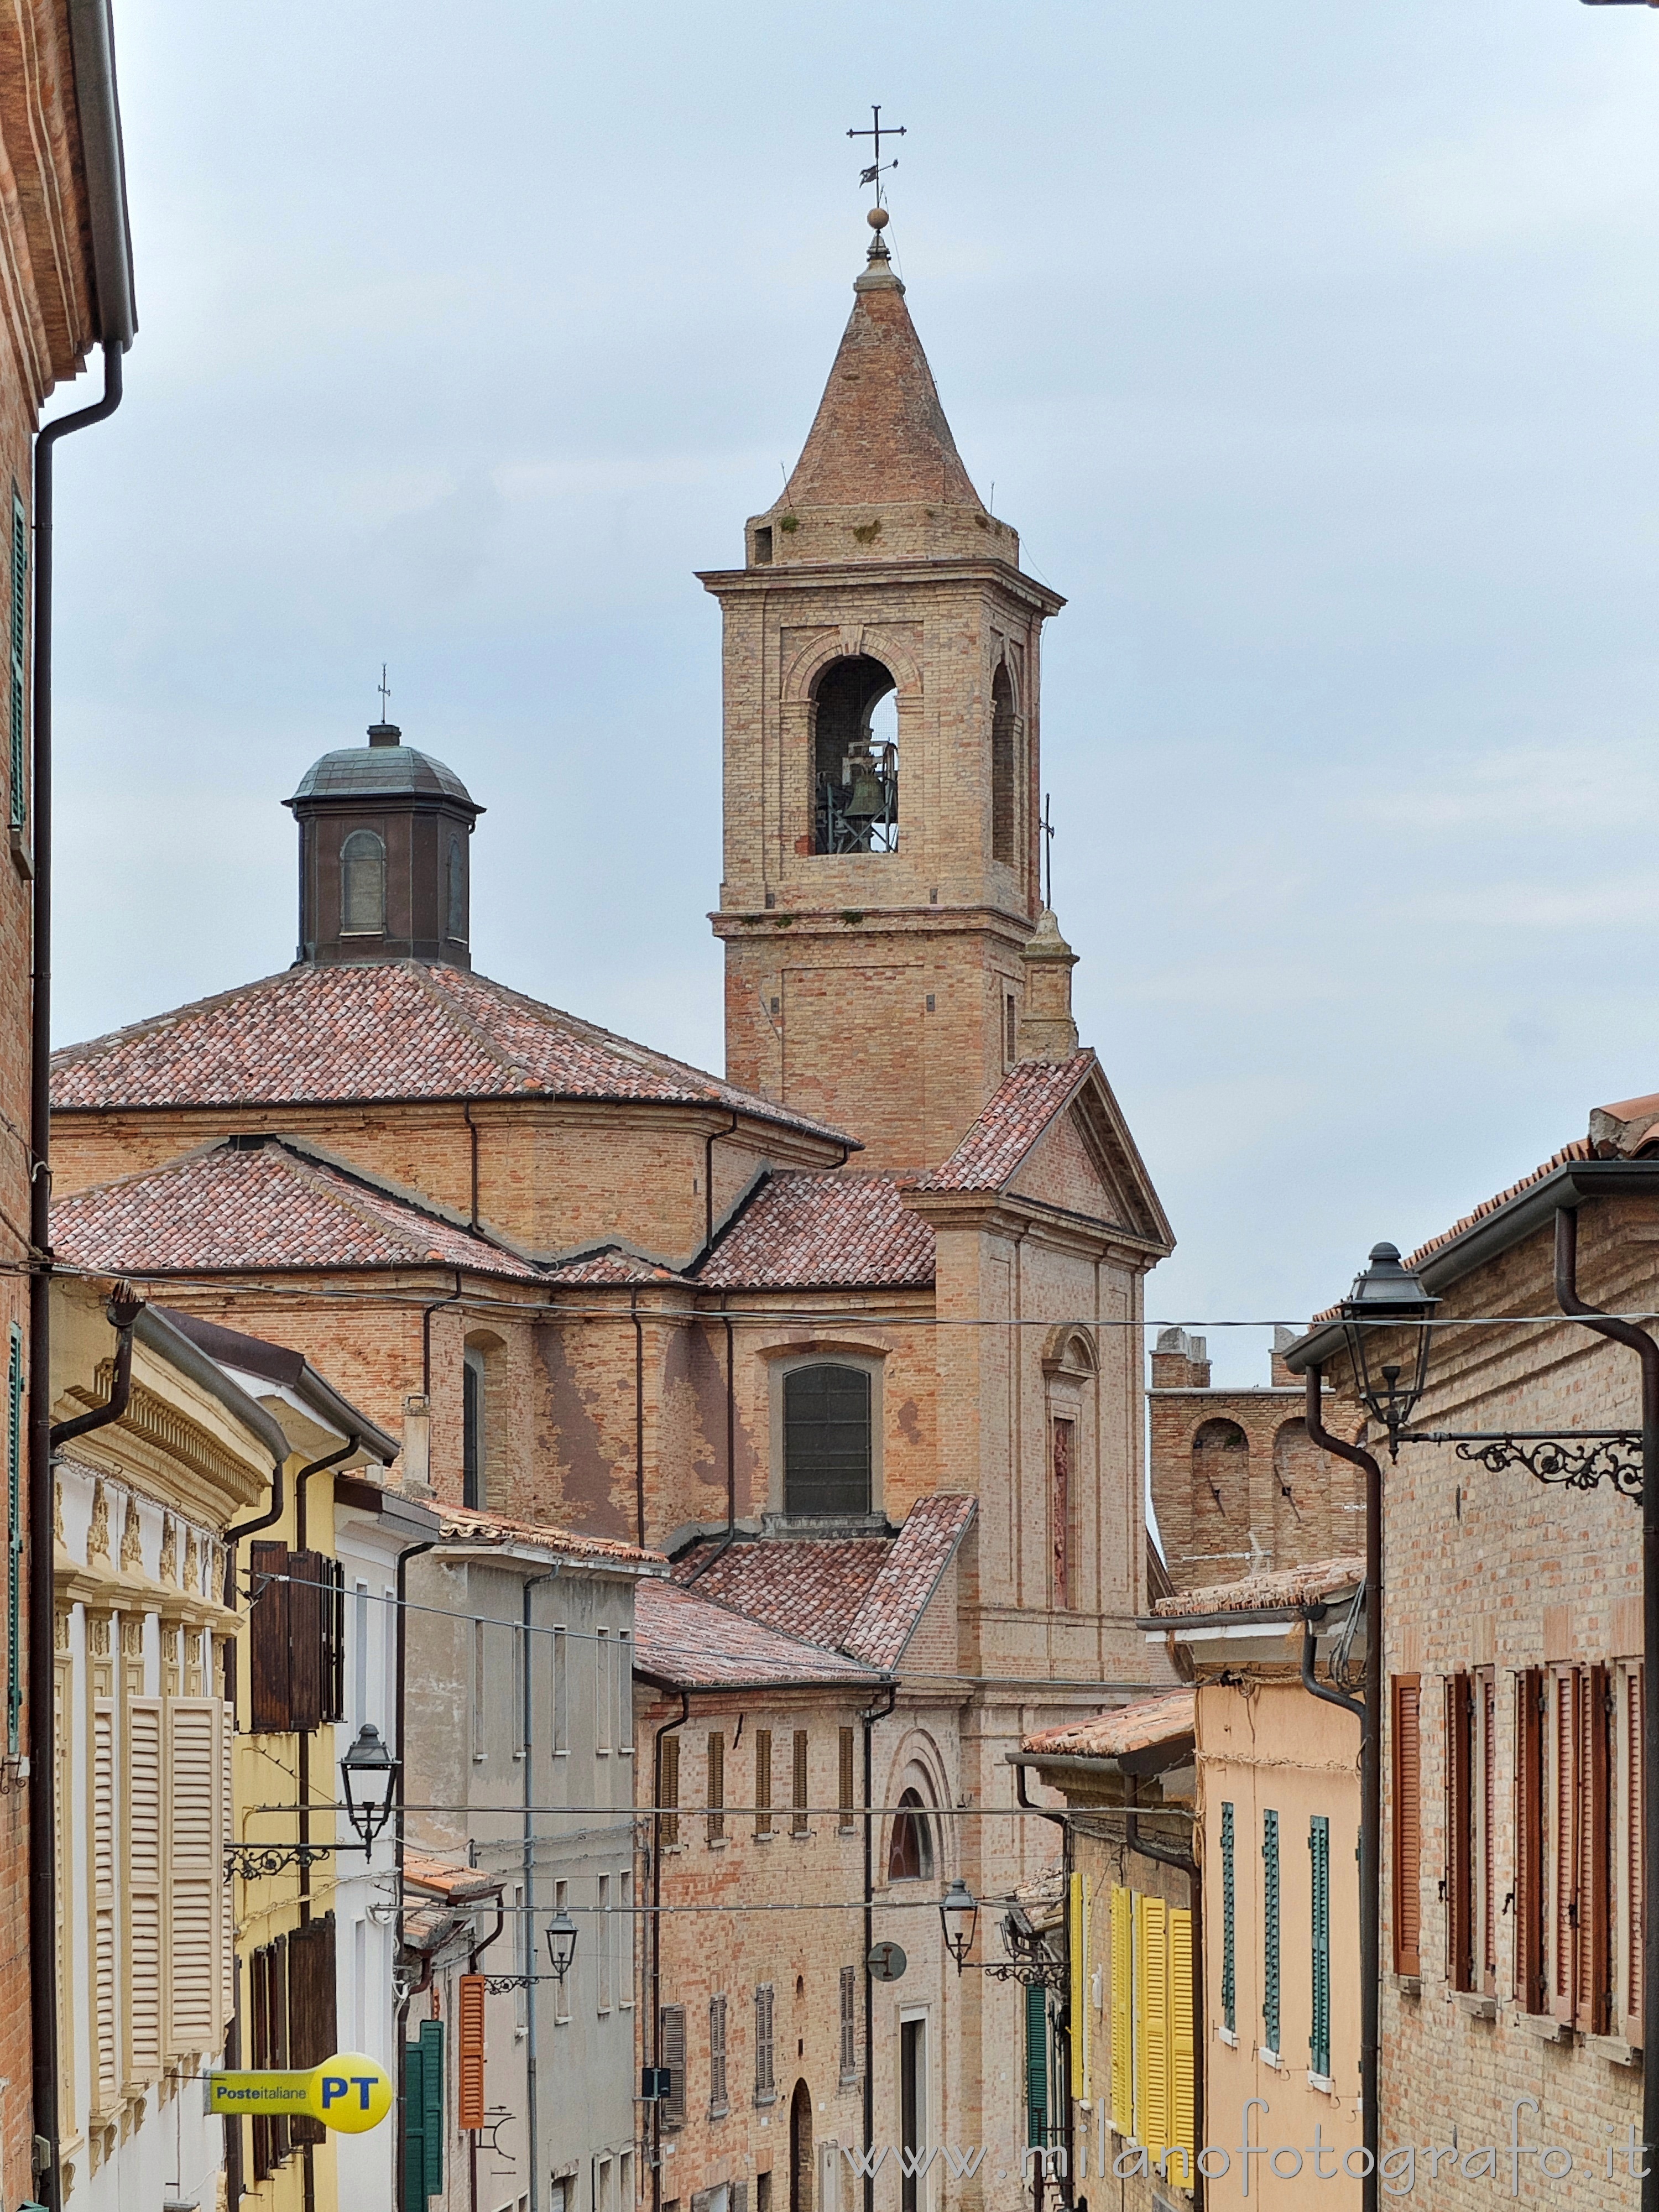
[45, 215, 1174, 2207]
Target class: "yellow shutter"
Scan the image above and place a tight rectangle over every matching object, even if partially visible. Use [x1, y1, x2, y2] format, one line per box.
[1169, 1907, 1194, 2175]
[1109, 1885, 1133, 2135]
[1137, 1896, 1168, 2162]
[1069, 1872, 1087, 2103]
[92, 1700, 118, 2109]
[126, 1698, 163, 2082]
[164, 1698, 220, 2056]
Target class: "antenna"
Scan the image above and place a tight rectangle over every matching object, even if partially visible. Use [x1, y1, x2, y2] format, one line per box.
[1042, 792, 1055, 911]
[377, 664, 392, 722]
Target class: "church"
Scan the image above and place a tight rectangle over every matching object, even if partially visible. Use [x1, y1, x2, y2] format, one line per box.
[50, 210, 1173, 2201]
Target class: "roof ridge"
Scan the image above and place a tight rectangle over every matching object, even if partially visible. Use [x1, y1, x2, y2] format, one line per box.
[843, 1494, 975, 1669]
[916, 1049, 1095, 1192]
[265, 1136, 544, 1268]
[259, 1146, 451, 1266]
[654, 1576, 881, 1671]
[398, 963, 532, 1079]
[49, 964, 308, 1070]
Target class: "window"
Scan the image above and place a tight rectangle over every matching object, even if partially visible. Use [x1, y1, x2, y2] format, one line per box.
[782, 1366, 871, 1518]
[340, 827, 386, 935]
[446, 831, 467, 941]
[887, 1788, 933, 1881]
[7, 1321, 20, 1756]
[1050, 1417, 1074, 1610]
[754, 1984, 776, 2103]
[791, 1731, 810, 1834]
[598, 1874, 613, 2011]
[1550, 1662, 1611, 2032]
[1624, 1665, 1645, 2045]
[659, 1733, 680, 1847]
[1391, 1677, 1422, 1978]
[458, 1970, 486, 2130]
[596, 1629, 612, 1754]
[839, 1965, 857, 2081]
[1515, 1668, 1545, 2011]
[709, 1994, 729, 2116]
[1220, 1801, 1235, 2034]
[1004, 992, 1017, 1068]
[552, 1625, 568, 1754]
[353, 1579, 370, 1730]
[990, 661, 1017, 867]
[811, 654, 898, 855]
[618, 1630, 634, 1753]
[512, 1884, 527, 2030]
[403, 2016, 445, 2201]
[838, 1728, 855, 1832]
[554, 1881, 571, 2023]
[9, 489, 25, 831]
[1478, 1667, 1498, 1994]
[1446, 1673, 1474, 1991]
[619, 1870, 633, 2007]
[1192, 1419, 1248, 1524]
[1309, 1817, 1330, 2078]
[472, 1619, 487, 1761]
[463, 1349, 486, 1509]
[246, 1543, 344, 1733]
[659, 2005, 686, 2131]
[1261, 1808, 1281, 2056]
[707, 1733, 726, 1843]
[755, 1730, 773, 1835]
[753, 525, 774, 566]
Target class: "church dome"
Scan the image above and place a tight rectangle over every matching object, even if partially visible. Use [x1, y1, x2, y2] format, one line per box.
[287, 723, 481, 814]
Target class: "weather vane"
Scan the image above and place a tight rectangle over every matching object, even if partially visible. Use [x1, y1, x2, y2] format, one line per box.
[377, 664, 392, 722]
[847, 104, 905, 208]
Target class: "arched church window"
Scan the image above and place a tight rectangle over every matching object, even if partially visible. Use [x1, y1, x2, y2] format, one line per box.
[446, 831, 466, 943]
[991, 662, 1020, 867]
[340, 827, 386, 936]
[463, 1346, 487, 1508]
[886, 1788, 935, 1881]
[782, 1364, 871, 1517]
[811, 654, 899, 855]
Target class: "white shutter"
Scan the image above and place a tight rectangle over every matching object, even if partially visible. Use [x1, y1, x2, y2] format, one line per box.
[126, 1698, 163, 2081]
[164, 1698, 220, 2056]
[92, 1701, 118, 2109]
[218, 1693, 234, 2043]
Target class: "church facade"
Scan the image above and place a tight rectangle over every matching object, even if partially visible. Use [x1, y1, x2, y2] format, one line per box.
[50, 217, 1173, 2206]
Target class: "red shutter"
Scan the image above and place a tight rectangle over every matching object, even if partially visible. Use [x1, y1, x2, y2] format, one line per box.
[458, 1974, 487, 2130]
[1627, 1667, 1645, 2046]
[1515, 1670, 1545, 2012]
[1578, 1666, 1611, 2034]
[1391, 1677, 1422, 1977]
[1552, 1668, 1580, 2024]
[1480, 1670, 1498, 1993]
[1445, 1675, 1473, 1992]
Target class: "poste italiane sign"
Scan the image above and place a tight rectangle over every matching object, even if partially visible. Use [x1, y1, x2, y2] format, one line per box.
[206, 2052, 394, 2132]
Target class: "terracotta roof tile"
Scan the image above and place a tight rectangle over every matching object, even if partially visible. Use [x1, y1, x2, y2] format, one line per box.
[1022, 1689, 1195, 1761]
[633, 1578, 879, 1688]
[51, 1139, 544, 1282]
[403, 1853, 503, 1903]
[843, 1495, 975, 1670]
[50, 959, 852, 1145]
[695, 1172, 934, 1291]
[540, 1246, 692, 1288]
[913, 1055, 1094, 1193]
[436, 1501, 666, 1570]
[1153, 1554, 1365, 1619]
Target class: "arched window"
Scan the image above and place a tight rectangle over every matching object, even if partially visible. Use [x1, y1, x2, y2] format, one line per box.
[991, 661, 1018, 867]
[446, 832, 466, 942]
[340, 827, 386, 935]
[782, 1365, 872, 1518]
[463, 1346, 487, 1509]
[1192, 1418, 1248, 1517]
[811, 654, 898, 854]
[789, 2079, 814, 2212]
[887, 1787, 935, 1881]
[1272, 1417, 1331, 1567]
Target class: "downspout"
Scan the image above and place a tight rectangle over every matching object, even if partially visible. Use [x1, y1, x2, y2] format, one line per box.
[1554, 1202, 1659, 2210]
[703, 1112, 739, 1255]
[422, 1269, 465, 1399]
[860, 1682, 897, 2212]
[393, 1537, 437, 2212]
[463, 1100, 481, 1229]
[523, 1566, 559, 2212]
[632, 1290, 646, 1548]
[468, 1902, 507, 2212]
[1300, 1606, 1364, 1723]
[1303, 1365, 1379, 2212]
[650, 1691, 692, 2212]
[681, 1314, 738, 1585]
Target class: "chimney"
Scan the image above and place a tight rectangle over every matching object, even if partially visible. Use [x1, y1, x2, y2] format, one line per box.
[1016, 909, 1078, 1062]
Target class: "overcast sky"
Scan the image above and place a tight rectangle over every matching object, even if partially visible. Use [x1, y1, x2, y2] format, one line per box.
[44, 0, 1659, 1381]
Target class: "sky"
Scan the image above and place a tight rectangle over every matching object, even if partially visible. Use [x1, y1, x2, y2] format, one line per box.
[43, 0, 1659, 1383]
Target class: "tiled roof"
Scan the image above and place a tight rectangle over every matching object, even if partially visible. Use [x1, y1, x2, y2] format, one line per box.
[403, 1852, 503, 1903]
[1022, 1690, 1194, 1761]
[633, 1578, 880, 1688]
[541, 1246, 692, 1287]
[695, 1172, 934, 1291]
[673, 1496, 974, 1670]
[436, 1501, 666, 1571]
[50, 959, 852, 1144]
[1153, 1554, 1365, 1620]
[1403, 1140, 1593, 1273]
[51, 1139, 544, 1282]
[913, 1053, 1093, 1192]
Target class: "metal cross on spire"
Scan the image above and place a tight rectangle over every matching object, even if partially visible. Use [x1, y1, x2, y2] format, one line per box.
[1043, 792, 1056, 911]
[847, 104, 905, 204]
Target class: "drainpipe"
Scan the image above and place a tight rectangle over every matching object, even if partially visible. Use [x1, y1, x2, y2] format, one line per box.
[1554, 1202, 1659, 2208]
[703, 1113, 739, 1255]
[649, 1691, 692, 2212]
[422, 1269, 465, 1399]
[523, 1566, 559, 2212]
[682, 1315, 738, 1586]
[393, 1536, 437, 2212]
[1300, 1605, 1364, 1723]
[463, 1100, 481, 1229]
[860, 1683, 896, 2212]
[468, 1901, 507, 2212]
[632, 1291, 646, 1548]
[1303, 1365, 1379, 2212]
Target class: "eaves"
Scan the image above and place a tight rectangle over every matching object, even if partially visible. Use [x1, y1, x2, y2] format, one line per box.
[696, 558, 1066, 619]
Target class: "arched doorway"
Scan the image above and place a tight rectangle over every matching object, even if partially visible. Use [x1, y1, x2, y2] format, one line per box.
[789, 2079, 813, 2212]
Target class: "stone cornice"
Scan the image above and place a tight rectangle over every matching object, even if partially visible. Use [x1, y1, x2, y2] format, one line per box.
[902, 1186, 1166, 1269]
[696, 556, 1065, 618]
[711, 904, 1035, 949]
[54, 1548, 239, 1632]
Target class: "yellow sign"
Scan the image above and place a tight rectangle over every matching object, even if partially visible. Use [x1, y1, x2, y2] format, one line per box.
[208, 2052, 394, 2132]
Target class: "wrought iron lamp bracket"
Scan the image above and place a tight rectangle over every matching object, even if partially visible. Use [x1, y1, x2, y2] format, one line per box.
[224, 1841, 344, 1882]
[1401, 1430, 1642, 1506]
[975, 1957, 1067, 1992]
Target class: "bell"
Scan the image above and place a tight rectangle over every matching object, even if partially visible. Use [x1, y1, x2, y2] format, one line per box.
[846, 768, 886, 820]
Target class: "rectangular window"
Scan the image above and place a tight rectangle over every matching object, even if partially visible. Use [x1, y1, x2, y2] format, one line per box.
[838, 1728, 855, 1831]
[754, 1984, 775, 2103]
[659, 2004, 686, 2132]
[7, 1321, 22, 1757]
[659, 1733, 680, 1848]
[552, 1626, 568, 1755]
[1261, 1809, 1280, 2056]
[619, 1870, 633, 2009]
[353, 1579, 370, 1730]
[1391, 1676, 1422, 1978]
[513, 1885, 527, 2030]
[1446, 1673, 1474, 1991]
[1004, 993, 1017, 1067]
[598, 1874, 613, 2011]
[1478, 1667, 1498, 1994]
[472, 1619, 487, 1762]
[554, 1880, 571, 2023]
[792, 1730, 810, 1834]
[709, 1994, 729, 2116]
[1625, 1665, 1645, 2046]
[1220, 1801, 1235, 2033]
[596, 1627, 612, 1754]
[512, 1623, 526, 1761]
[9, 488, 25, 831]
[1515, 1669, 1544, 2010]
[707, 1733, 726, 1843]
[1575, 1662, 1611, 2035]
[839, 1964, 857, 2080]
[618, 1630, 634, 1752]
[1109, 1885, 1131, 2138]
[1050, 1418, 1074, 1610]
[1551, 1666, 1582, 2024]
[755, 1730, 773, 1835]
[1309, 1817, 1330, 2077]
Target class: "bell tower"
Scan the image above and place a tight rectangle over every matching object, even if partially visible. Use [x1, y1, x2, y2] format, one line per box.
[701, 215, 1066, 1173]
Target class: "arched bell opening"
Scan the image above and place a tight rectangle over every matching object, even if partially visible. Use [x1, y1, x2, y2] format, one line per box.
[811, 653, 898, 854]
[991, 660, 1019, 868]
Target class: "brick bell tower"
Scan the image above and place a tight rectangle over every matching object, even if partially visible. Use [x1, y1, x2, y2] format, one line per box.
[701, 211, 1067, 1174]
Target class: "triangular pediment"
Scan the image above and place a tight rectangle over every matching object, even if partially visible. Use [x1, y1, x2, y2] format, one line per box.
[1006, 1062, 1172, 1249]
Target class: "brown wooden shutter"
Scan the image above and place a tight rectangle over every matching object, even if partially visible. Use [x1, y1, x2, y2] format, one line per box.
[1577, 1665, 1611, 2033]
[250, 1946, 272, 2181]
[458, 1973, 487, 2130]
[248, 1542, 293, 1733]
[755, 1730, 772, 1835]
[659, 1731, 680, 1848]
[1627, 1666, 1646, 2045]
[286, 1550, 330, 1735]
[287, 1913, 338, 2145]
[1480, 1669, 1498, 1993]
[1552, 1667, 1581, 2023]
[660, 2004, 686, 2130]
[792, 1731, 810, 1833]
[1391, 1676, 1422, 1976]
[1445, 1674, 1473, 1991]
[1515, 1669, 1545, 2011]
[839, 1728, 855, 1829]
[707, 1733, 725, 1844]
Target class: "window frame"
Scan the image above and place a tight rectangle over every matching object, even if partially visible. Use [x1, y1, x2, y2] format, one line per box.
[338, 825, 387, 936]
[767, 1351, 884, 1524]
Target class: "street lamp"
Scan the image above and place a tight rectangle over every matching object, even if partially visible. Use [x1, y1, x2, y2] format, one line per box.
[545, 1909, 578, 1983]
[1338, 1241, 1438, 1459]
[340, 1722, 399, 1853]
[939, 1879, 978, 1973]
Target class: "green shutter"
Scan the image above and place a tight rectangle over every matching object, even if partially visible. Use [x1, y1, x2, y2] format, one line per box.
[420, 2016, 445, 2195]
[1262, 1809, 1281, 2055]
[403, 2040, 426, 2209]
[1310, 1816, 1331, 2075]
[7, 1322, 22, 1756]
[1220, 1800, 1235, 2035]
[1024, 1980, 1048, 2145]
[8, 488, 24, 830]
